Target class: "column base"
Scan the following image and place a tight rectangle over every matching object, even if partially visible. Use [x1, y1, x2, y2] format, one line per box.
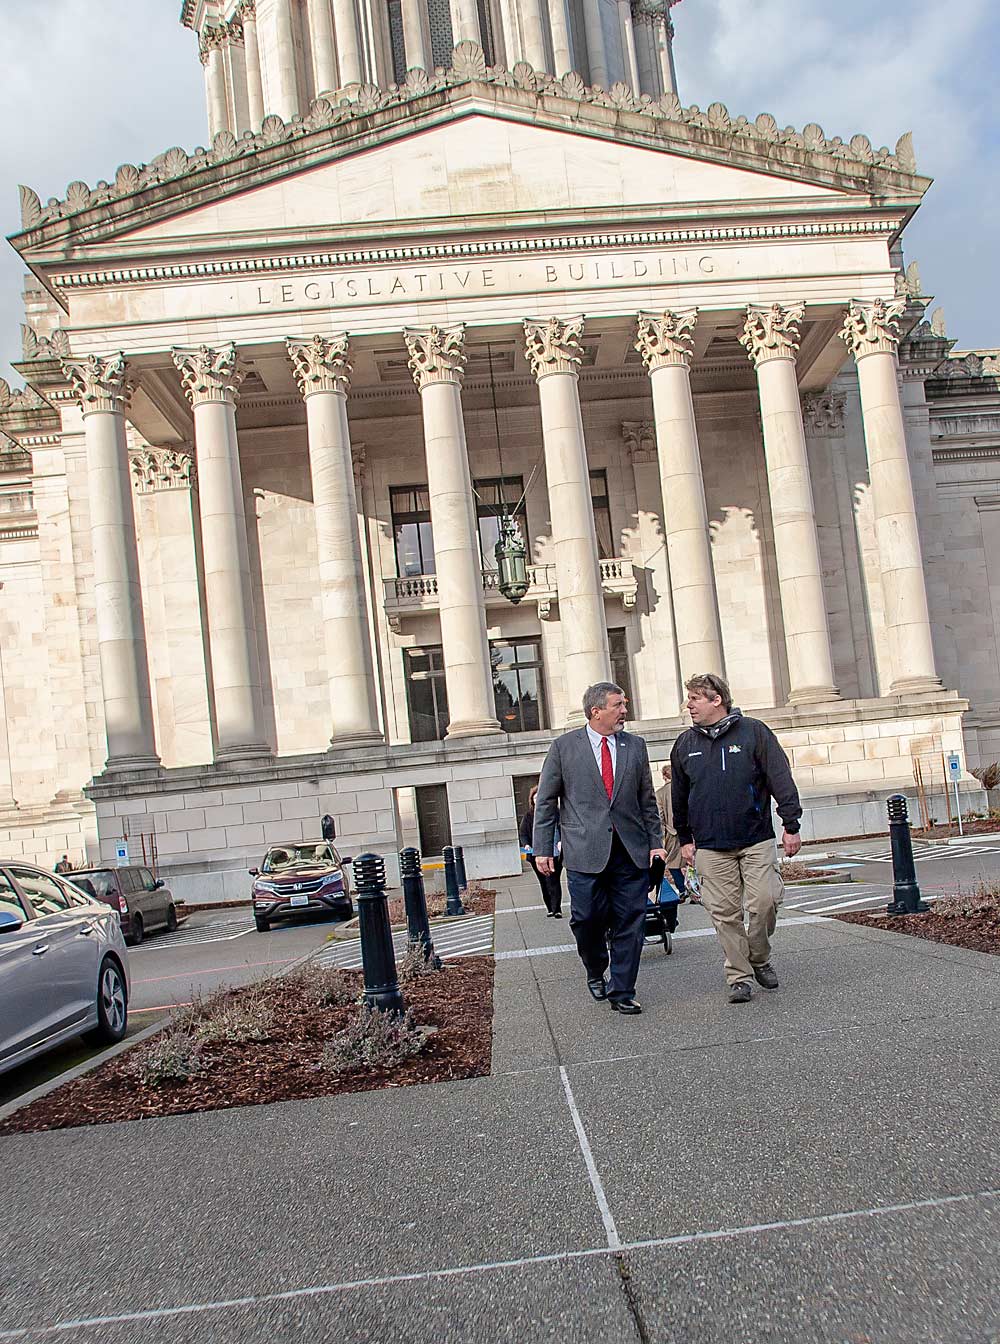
[445, 718, 503, 739]
[327, 731, 385, 751]
[787, 685, 841, 707]
[103, 753, 162, 775]
[890, 676, 944, 696]
[213, 742, 274, 766]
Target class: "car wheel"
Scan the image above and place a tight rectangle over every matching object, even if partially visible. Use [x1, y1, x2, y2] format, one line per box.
[165, 904, 178, 933]
[126, 913, 144, 947]
[254, 916, 269, 933]
[83, 957, 128, 1046]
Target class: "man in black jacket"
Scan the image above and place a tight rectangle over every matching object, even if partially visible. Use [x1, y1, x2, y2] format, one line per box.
[671, 673, 802, 1004]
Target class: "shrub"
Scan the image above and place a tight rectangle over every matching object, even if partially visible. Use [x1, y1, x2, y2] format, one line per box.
[283, 962, 359, 1008]
[320, 1005, 429, 1075]
[127, 1028, 203, 1087]
[398, 940, 441, 983]
[191, 986, 276, 1044]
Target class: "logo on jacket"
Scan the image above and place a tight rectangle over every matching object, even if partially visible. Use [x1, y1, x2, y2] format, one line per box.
[728, 745, 742, 753]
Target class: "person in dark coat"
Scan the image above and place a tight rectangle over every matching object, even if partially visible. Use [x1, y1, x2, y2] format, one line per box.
[521, 785, 564, 917]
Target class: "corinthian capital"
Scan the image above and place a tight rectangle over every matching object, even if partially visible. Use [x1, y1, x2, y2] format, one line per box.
[130, 447, 196, 494]
[523, 316, 585, 379]
[740, 302, 805, 366]
[63, 353, 133, 416]
[621, 421, 656, 463]
[635, 309, 697, 370]
[404, 324, 467, 389]
[840, 298, 906, 360]
[801, 391, 847, 436]
[172, 343, 246, 406]
[287, 334, 351, 397]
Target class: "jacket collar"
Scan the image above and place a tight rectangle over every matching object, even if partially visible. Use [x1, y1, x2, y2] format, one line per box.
[693, 708, 743, 741]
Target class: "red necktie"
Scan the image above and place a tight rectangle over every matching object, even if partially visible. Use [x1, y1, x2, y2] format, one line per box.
[601, 736, 614, 800]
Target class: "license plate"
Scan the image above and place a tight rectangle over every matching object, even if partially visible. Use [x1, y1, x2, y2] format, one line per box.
[289, 895, 309, 907]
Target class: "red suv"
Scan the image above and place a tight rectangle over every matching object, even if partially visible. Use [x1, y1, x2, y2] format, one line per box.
[71, 865, 178, 946]
[249, 840, 353, 933]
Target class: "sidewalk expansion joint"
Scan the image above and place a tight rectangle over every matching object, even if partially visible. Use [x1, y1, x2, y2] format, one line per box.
[615, 1252, 652, 1344]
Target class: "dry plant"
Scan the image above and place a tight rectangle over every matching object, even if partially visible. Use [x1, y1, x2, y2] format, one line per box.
[934, 879, 1000, 920]
[282, 961, 359, 1008]
[320, 1004, 429, 1075]
[127, 1028, 203, 1087]
[398, 941, 441, 983]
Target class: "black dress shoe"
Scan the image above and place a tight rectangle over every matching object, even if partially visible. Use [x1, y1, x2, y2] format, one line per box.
[610, 998, 642, 1015]
[587, 977, 609, 1001]
[553, 911, 563, 919]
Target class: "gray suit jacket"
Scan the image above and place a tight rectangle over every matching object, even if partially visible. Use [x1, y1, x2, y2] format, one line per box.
[532, 728, 662, 874]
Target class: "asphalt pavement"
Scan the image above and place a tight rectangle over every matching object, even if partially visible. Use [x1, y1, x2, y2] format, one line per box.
[2, 865, 999, 1343]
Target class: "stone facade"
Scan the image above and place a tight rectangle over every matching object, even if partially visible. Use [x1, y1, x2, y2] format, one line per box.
[0, 15, 995, 895]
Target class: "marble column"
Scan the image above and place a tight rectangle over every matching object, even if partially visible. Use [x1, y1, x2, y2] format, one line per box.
[635, 310, 724, 682]
[201, 30, 230, 138]
[63, 354, 160, 772]
[332, 0, 364, 84]
[841, 298, 941, 694]
[741, 303, 839, 704]
[581, 0, 608, 86]
[520, 0, 549, 70]
[546, 0, 574, 75]
[618, 0, 641, 93]
[222, 22, 251, 133]
[451, 0, 483, 46]
[287, 335, 382, 747]
[270, 0, 301, 119]
[307, 0, 339, 91]
[172, 344, 271, 762]
[524, 316, 610, 721]
[403, 325, 500, 738]
[400, 0, 430, 70]
[240, 0, 266, 129]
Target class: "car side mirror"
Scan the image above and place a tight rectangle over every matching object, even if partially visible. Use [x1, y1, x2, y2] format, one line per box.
[0, 910, 23, 933]
[154, 879, 165, 889]
[248, 868, 259, 877]
[340, 855, 353, 865]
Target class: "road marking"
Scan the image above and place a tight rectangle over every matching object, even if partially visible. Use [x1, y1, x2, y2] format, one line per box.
[141, 919, 254, 950]
[495, 914, 827, 960]
[4, 1187, 996, 1339]
[131, 958, 296, 987]
[559, 1065, 620, 1249]
[312, 913, 495, 970]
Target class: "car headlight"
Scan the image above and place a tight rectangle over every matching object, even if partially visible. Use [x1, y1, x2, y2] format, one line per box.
[254, 880, 282, 894]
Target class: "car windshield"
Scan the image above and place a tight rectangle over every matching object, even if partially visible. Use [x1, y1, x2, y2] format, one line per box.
[262, 844, 336, 873]
[73, 870, 118, 898]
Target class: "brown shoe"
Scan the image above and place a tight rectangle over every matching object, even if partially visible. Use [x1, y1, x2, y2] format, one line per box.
[753, 963, 779, 990]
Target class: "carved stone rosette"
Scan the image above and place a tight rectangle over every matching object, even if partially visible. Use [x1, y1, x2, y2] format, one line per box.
[621, 421, 656, 463]
[840, 298, 906, 360]
[172, 343, 246, 406]
[404, 325, 467, 389]
[801, 391, 847, 435]
[63, 353, 133, 416]
[523, 316, 585, 379]
[287, 334, 351, 397]
[130, 447, 196, 493]
[740, 302, 805, 366]
[635, 309, 697, 370]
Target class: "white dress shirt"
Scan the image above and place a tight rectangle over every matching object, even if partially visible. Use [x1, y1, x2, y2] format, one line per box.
[586, 723, 617, 783]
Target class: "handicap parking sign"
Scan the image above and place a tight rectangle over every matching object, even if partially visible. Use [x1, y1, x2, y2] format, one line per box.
[947, 752, 961, 778]
[115, 842, 129, 864]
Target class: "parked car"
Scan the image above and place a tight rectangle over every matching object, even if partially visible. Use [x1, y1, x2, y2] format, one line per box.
[0, 860, 130, 1077]
[249, 840, 353, 933]
[70, 865, 178, 946]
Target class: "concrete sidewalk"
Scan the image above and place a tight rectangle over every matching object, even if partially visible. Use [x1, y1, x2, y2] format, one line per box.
[2, 872, 999, 1343]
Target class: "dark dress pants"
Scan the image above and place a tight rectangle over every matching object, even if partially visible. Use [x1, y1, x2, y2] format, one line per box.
[527, 854, 564, 913]
[567, 833, 649, 1002]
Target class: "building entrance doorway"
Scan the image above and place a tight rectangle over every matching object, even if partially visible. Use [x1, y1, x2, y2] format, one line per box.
[415, 784, 452, 857]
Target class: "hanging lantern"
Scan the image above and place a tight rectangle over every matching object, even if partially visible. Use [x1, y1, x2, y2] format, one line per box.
[495, 511, 529, 604]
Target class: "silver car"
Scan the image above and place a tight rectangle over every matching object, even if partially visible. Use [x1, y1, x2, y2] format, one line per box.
[0, 860, 130, 1077]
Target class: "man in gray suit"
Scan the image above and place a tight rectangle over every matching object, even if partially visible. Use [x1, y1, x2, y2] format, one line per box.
[533, 682, 667, 1015]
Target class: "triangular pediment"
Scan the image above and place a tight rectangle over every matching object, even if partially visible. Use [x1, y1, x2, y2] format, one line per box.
[12, 59, 927, 263]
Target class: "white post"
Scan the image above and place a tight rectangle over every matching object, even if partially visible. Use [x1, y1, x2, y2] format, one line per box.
[172, 344, 271, 762]
[580, 0, 608, 86]
[842, 299, 942, 695]
[524, 316, 611, 722]
[546, 0, 574, 75]
[63, 354, 160, 772]
[741, 303, 840, 704]
[404, 325, 501, 738]
[400, 0, 430, 70]
[287, 335, 383, 746]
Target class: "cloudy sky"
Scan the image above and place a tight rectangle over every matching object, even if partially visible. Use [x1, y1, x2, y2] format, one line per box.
[1, 0, 997, 383]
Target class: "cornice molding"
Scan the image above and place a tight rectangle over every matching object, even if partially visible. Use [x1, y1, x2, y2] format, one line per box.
[15, 43, 923, 239]
[48, 218, 892, 291]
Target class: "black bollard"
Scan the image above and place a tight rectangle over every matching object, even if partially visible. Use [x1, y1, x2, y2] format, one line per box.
[400, 847, 441, 969]
[885, 794, 929, 915]
[454, 845, 469, 894]
[352, 853, 405, 1012]
[443, 845, 466, 916]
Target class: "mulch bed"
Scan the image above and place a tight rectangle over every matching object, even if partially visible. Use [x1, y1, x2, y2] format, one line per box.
[0, 957, 495, 1135]
[386, 884, 495, 927]
[913, 820, 1000, 840]
[780, 862, 836, 881]
[834, 890, 1000, 957]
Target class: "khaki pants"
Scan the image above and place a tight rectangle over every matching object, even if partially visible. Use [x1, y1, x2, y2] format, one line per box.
[696, 839, 783, 986]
